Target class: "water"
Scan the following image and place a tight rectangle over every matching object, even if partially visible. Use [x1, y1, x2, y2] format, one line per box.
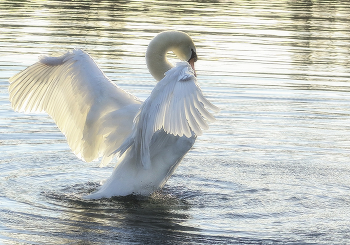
[1, 0, 350, 244]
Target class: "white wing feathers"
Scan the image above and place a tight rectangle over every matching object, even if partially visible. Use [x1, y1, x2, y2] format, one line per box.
[9, 49, 141, 165]
[115, 62, 219, 169]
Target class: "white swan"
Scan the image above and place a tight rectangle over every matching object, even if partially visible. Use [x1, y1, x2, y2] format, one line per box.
[8, 31, 219, 199]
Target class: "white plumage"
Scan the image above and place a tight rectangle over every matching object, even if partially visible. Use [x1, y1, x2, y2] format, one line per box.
[10, 49, 140, 166]
[8, 31, 219, 198]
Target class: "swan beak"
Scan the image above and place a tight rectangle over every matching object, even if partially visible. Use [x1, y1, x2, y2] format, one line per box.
[188, 58, 196, 77]
[188, 49, 197, 77]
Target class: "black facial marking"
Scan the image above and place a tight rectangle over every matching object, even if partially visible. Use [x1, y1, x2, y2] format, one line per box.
[188, 48, 198, 62]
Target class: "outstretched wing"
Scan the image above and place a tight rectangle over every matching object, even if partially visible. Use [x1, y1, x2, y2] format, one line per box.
[116, 62, 220, 169]
[9, 49, 141, 165]
[149, 62, 220, 137]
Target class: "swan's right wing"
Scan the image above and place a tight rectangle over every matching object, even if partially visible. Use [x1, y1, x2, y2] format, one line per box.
[115, 62, 219, 169]
[9, 49, 141, 165]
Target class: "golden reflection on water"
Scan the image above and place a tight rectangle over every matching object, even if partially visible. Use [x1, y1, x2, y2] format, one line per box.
[1, 0, 350, 85]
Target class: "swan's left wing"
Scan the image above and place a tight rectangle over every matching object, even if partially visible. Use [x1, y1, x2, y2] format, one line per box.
[9, 49, 141, 165]
[116, 62, 219, 168]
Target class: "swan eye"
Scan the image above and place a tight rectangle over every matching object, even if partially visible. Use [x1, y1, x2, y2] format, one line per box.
[188, 48, 197, 62]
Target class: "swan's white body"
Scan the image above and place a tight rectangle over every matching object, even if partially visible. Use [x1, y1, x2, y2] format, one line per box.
[8, 31, 219, 198]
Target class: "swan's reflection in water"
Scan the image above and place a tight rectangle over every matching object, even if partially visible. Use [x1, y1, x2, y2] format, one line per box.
[43, 184, 201, 244]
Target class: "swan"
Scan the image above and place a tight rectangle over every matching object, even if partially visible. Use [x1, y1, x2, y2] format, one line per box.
[8, 31, 219, 199]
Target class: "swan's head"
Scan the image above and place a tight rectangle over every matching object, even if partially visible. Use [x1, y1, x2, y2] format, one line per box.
[146, 31, 197, 81]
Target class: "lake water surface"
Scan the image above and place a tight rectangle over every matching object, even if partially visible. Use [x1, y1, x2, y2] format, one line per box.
[1, 0, 350, 244]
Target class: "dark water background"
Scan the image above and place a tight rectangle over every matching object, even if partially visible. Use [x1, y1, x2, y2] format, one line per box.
[1, 0, 350, 244]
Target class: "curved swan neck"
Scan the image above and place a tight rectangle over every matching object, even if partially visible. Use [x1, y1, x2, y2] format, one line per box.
[146, 31, 194, 81]
[146, 37, 173, 81]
